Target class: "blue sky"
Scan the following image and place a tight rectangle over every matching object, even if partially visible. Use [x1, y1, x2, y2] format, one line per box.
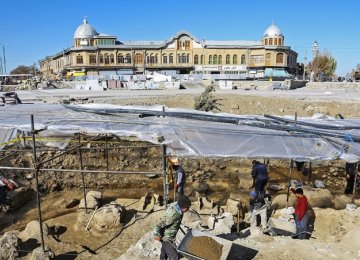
[1, 0, 359, 76]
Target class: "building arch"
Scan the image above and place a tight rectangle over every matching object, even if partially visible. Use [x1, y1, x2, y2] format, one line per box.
[213, 54, 218, 65]
[135, 53, 143, 64]
[240, 54, 246, 65]
[117, 53, 124, 64]
[265, 53, 271, 66]
[233, 54, 238, 64]
[276, 53, 284, 64]
[194, 55, 199, 64]
[226, 54, 230, 64]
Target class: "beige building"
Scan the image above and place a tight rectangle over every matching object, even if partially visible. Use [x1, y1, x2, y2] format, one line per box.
[39, 19, 298, 78]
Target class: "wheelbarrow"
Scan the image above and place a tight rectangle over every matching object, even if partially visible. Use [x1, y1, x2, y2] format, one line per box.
[177, 229, 232, 260]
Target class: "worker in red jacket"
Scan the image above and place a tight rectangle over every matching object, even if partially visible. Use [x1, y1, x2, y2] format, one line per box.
[291, 187, 309, 239]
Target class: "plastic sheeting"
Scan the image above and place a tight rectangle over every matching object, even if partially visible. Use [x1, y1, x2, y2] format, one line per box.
[0, 104, 359, 162]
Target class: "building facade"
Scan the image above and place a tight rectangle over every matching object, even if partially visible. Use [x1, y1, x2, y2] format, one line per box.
[39, 19, 298, 78]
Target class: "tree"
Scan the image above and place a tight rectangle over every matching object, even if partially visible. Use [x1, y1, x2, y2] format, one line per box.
[10, 64, 39, 76]
[308, 52, 337, 81]
[194, 85, 222, 112]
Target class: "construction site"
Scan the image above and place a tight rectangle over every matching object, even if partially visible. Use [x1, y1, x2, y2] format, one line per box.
[1, 82, 360, 260]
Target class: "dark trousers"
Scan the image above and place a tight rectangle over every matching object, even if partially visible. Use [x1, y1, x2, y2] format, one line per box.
[177, 183, 184, 196]
[0, 186, 6, 204]
[160, 241, 178, 260]
[345, 175, 355, 194]
[255, 179, 268, 194]
[295, 213, 309, 239]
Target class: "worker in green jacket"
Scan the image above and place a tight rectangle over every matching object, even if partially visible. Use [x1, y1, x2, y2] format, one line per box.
[154, 195, 191, 260]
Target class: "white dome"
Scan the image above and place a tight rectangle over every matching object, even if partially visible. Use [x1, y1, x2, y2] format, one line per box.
[73, 18, 98, 39]
[263, 24, 283, 37]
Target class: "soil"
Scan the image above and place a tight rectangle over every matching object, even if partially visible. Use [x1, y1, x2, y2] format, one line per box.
[187, 236, 223, 260]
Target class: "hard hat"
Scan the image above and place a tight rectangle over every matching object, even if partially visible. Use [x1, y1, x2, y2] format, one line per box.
[170, 157, 179, 165]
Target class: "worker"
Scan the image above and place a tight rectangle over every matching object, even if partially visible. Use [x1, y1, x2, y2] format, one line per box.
[249, 190, 271, 229]
[290, 187, 309, 239]
[170, 157, 186, 196]
[344, 162, 359, 195]
[153, 195, 191, 260]
[250, 160, 268, 195]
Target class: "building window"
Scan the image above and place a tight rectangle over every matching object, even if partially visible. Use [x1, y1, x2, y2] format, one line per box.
[278, 38, 282, 46]
[250, 55, 264, 64]
[148, 54, 156, 64]
[265, 39, 268, 45]
[233, 54, 238, 64]
[213, 55, 218, 65]
[99, 54, 104, 63]
[226, 54, 230, 64]
[117, 54, 124, 63]
[218, 55, 222, 64]
[163, 55, 167, 64]
[200, 55, 204, 64]
[110, 54, 114, 64]
[240, 54, 245, 64]
[265, 53, 271, 66]
[135, 53, 143, 64]
[177, 41, 182, 50]
[269, 38, 273, 45]
[276, 53, 284, 64]
[194, 55, 199, 64]
[126, 54, 132, 64]
[185, 41, 190, 50]
[76, 55, 83, 64]
[169, 54, 173, 64]
[208, 55, 212, 64]
[89, 55, 96, 64]
[104, 54, 110, 64]
[274, 38, 278, 45]
[155, 54, 158, 64]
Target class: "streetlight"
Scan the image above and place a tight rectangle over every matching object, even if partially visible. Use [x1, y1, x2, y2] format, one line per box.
[303, 51, 307, 80]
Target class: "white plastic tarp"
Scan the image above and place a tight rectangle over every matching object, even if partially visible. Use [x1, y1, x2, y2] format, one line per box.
[0, 104, 359, 162]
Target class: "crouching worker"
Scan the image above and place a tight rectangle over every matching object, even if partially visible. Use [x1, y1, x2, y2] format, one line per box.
[249, 191, 271, 229]
[291, 187, 309, 239]
[154, 195, 191, 260]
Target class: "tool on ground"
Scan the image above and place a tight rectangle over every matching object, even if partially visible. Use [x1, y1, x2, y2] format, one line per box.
[85, 205, 98, 230]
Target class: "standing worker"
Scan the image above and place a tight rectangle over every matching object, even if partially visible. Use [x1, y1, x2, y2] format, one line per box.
[170, 157, 186, 196]
[250, 160, 268, 195]
[291, 187, 309, 239]
[153, 195, 191, 260]
[249, 191, 271, 229]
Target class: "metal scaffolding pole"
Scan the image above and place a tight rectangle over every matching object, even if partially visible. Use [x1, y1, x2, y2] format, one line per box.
[162, 144, 168, 208]
[31, 115, 45, 252]
[0, 166, 160, 175]
[352, 162, 358, 204]
[286, 159, 293, 208]
[78, 134, 88, 213]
